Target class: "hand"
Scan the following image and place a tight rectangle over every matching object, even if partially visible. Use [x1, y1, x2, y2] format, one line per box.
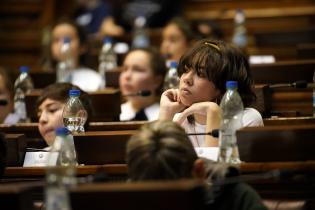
[174, 102, 220, 125]
[159, 89, 186, 120]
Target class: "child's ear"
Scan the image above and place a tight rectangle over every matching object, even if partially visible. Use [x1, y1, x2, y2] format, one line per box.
[192, 158, 207, 179]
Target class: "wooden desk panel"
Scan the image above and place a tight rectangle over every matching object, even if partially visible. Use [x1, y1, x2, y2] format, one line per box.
[25, 89, 121, 122]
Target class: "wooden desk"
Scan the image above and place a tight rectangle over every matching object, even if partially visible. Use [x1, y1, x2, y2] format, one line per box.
[4, 162, 315, 200]
[0, 121, 146, 139]
[5, 161, 315, 178]
[251, 59, 315, 84]
[237, 125, 315, 162]
[254, 84, 312, 117]
[25, 89, 121, 122]
[4, 133, 26, 166]
[69, 180, 205, 210]
[264, 116, 315, 126]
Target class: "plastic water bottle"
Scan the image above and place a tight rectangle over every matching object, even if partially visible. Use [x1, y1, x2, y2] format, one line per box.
[62, 89, 88, 133]
[232, 9, 247, 48]
[57, 37, 74, 82]
[313, 70, 315, 117]
[132, 15, 150, 48]
[14, 66, 34, 122]
[219, 81, 244, 164]
[45, 127, 76, 210]
[163, 61, 179, 90]
[98, 37, 117, 87]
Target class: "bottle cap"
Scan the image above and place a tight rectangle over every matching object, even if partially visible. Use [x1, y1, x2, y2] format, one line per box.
[170, 61, 178, 68]
[226, 81, 238, 88]
[103, 37, 112, 44]
[19, 66, 30, 73]
[63, 37, 71, 43]
[69, 89, 80, 96]
[55, 127, 70, 136]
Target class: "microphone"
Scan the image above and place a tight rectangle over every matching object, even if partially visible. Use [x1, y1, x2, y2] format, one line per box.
[187, 129, 219, 138]
[269, 80, 308, 89]
[0, 99, 8, 106]
[123, 90, 152, 97]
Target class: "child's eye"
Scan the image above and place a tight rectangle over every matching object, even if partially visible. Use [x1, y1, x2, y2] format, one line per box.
[197, 71, 206, 78]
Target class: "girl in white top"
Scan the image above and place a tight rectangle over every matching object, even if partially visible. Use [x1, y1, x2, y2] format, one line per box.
[159, 39, 263, 147]
[50, 19, 103, 92]
[119, 48, 167, 121]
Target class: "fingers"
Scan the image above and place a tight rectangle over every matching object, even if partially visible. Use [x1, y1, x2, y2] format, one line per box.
[163, 89, 179, 102]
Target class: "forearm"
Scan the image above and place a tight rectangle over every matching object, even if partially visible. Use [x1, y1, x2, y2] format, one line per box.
[159, 106, 176, 121]
[204, 105, 221, 147]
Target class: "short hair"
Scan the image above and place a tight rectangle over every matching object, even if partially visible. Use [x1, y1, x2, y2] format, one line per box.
[36, 83, 93, 129]
[178, 39, 256, 107]
[126, 47, 167, 95]
[126, 120, 198, 181]
[0, 67, 13, 99]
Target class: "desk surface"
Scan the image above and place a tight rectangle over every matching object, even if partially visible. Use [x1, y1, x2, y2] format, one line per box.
[4, 161, 315, 177]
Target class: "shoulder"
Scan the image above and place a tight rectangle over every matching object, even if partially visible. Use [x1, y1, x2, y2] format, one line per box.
[242, 108, 264, 127]
[73, 68, 102, 79]
[231, 183, 268, 210]
[144, 103, 160, 121]
[208, 182, 267, 210]
[120, 102, 135, 121]
[70, 68, 104, 91]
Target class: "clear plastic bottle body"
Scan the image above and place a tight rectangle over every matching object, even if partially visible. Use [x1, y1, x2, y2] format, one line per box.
[62, 90, 87, 133]
[45, 127, 76, 210]
[14, 66, 34, 122]
[232, 9, 248, 48]
[57, 37, 74, 82]
[219, 81, 244, 164]
[98, 37, 117, 87]
[132, 16, 150, 48]
[163, 61, 179, 90]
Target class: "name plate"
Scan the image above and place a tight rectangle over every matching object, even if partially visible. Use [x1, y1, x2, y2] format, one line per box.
[23, 151, 58, 167]
[194, 147, 219, 161]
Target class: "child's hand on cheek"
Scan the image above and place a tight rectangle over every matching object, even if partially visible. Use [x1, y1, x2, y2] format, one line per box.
[159, 89, 186, 120]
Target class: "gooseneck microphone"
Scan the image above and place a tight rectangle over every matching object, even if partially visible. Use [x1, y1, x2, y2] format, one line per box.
[123, 90, 152, 97]
[187, 129, 219, 138]
[0, 99, 8, 106]
[269, 80, 308, 89]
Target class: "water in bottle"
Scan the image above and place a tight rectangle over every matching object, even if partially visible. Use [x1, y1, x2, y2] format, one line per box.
[45, 127, 76, 210]
[14, 66, 34, 122]
[232, 9, 248, 49]
[219, 81, 244, 164]
[98, 37, 117, 87]
[163, 61, 179, 90]
[132, 15, 150, 48]
[57, 37, 74, 82]
[62, 89, 88, 133]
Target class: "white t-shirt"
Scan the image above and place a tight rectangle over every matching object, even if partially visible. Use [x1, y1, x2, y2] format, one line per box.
[174, 108, 264, 147]
[66, 67, 103, 92]
[120, 101, 160, 121]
